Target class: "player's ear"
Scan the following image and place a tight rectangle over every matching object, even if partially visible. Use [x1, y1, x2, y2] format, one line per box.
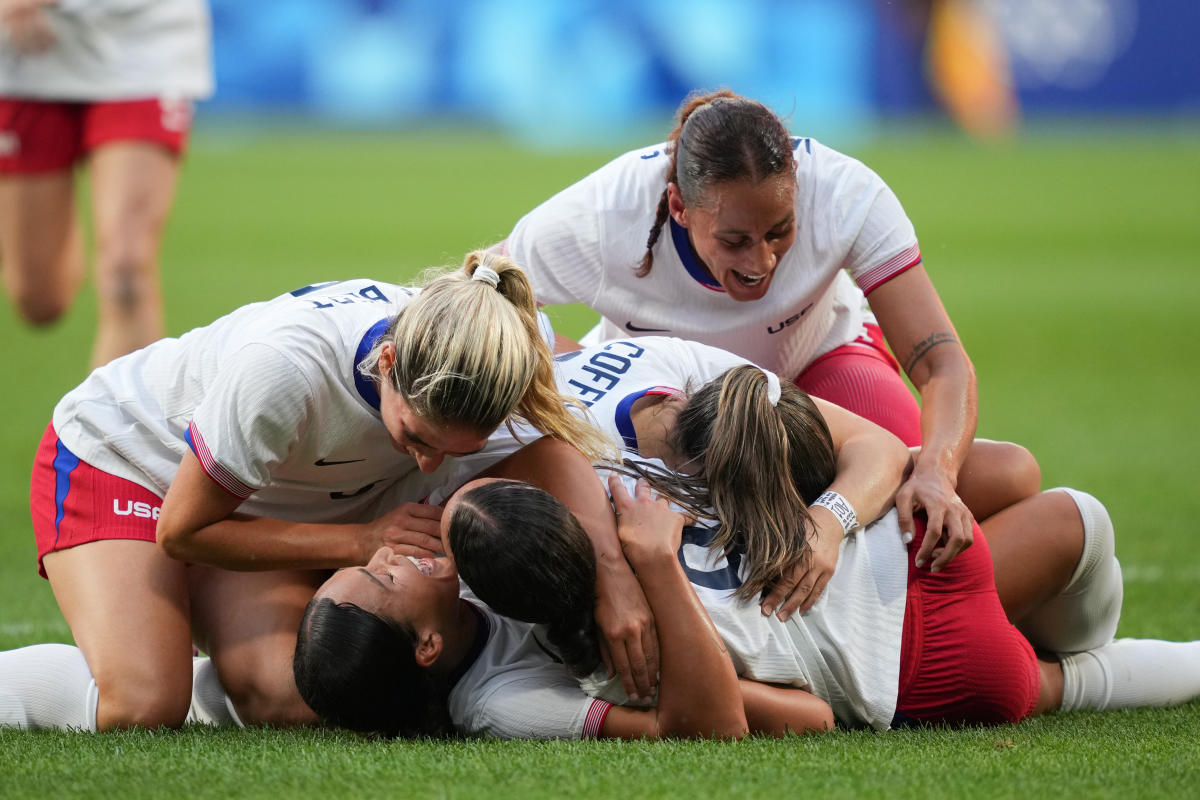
[414, 630, 443, 668]
[667, 183, 688, 227]
[377, 341, 396, 377]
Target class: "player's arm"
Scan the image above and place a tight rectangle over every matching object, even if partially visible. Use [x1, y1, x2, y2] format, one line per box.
[761, 397, 909, 620]
[482, 438, 660, 702]
[156, 450, 441, 570]
[738, 679, 834, 735]
[869, 264, 977, 571]
[599, 475, 747, 740]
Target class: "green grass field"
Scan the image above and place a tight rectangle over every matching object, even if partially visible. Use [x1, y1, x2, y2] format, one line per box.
[1, 120, 1199, 798]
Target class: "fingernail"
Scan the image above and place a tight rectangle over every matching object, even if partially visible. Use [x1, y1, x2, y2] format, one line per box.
[931, 566, 941, 574]
[761, 604, 774, 617]
[776, 610, 789, 622]
[902, 531, 914, 544]
[628, 693, 639, 702]
[914, 558, 925, 568]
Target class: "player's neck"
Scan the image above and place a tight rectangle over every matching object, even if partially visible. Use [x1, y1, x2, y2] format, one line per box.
[629, 395, 681, 467]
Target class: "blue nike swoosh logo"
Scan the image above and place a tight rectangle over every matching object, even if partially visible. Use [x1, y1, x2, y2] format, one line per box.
[625, 321, 670, 333]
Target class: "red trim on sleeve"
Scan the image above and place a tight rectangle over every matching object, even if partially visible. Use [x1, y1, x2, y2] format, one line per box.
[581, 699, 613, 738]
[857, 244, 922, 295]
[186, 421, 255, 499]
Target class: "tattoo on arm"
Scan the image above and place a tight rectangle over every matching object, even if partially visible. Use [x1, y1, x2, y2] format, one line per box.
[904, 331, 958, 375]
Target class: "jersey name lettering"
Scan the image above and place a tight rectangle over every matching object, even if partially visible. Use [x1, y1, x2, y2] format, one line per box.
[564, 341, 646, 407]
[309, 284, 390, 310]
[678, 522, 744, 591]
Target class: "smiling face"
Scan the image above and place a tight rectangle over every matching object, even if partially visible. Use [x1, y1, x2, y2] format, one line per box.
[376, 343, 492, 473]
[316, 545, 461, 636]
[669, 174, 797, 302]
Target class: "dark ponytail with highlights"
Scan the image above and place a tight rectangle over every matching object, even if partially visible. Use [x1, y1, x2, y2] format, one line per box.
[638, 90, 796, 277]
[626, 366, 837, 601]
[447, 480, 601, 679]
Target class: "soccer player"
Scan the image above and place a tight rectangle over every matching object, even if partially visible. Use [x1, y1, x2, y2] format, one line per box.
[551, 338, 1121, 655]
[496, 89, 1020, 563]
[0, 254, 615, 733]
[294, 465, 1200, 739]
[0, 0, 212, 366]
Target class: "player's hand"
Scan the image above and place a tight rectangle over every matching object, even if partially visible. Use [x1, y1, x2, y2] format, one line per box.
[360, 502, 443, 564]
[896, 464, 973, 572]
[594, 557, 660, 701]
[609, 474, 685, 565]
[761, 509, 842, 620]
[1, 0, 57, 54]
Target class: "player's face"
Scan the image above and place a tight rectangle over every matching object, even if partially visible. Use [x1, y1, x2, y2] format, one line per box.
[316, 545, 460, 629]
[671, 174, 797, 302]
[377, 377, 491, 474]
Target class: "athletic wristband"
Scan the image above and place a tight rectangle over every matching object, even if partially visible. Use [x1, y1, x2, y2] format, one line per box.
[811, 491, 859, 535]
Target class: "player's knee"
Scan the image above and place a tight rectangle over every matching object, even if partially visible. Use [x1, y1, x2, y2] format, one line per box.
[217, 659, 316, 728]
[95, 674, 190, 730]
[13, 290, 70, 327]
[225, 678, 316, 728]
[977, 441, 1041, 505]
[95, 247, 158, 315]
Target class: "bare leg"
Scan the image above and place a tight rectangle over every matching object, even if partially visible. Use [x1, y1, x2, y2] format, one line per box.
[981, 490, 1082, 624]
[87, 142, 179, 366]
[1032, 659, 1064, 717]
[189, 565, 325, 727]
[44, 540, 193, 730]
[953, 439, 1041, 521]
[0, 169, 85, 325]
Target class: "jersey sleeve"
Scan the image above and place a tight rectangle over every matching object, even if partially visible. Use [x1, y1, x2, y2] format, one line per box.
[462, 675, 611, 739]
[185, 343, 316, 499]
[834, 163, 922, 295]
[506, 174, 607, 307]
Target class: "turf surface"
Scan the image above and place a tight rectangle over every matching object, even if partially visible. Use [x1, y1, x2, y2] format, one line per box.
[1, 119, 1198, 798]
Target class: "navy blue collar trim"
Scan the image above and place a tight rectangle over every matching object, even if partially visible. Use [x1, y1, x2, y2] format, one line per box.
[669, 218, 724, 291]
[353, 317, 391, 411]
[614, 386, 680, 452]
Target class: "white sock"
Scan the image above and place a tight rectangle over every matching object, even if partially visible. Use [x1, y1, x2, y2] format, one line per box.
[186, 656, 244, 727]
[0, 643, 99, 731]
[1060, 638, 1200, 712]
[1019, 488, 1123, 653]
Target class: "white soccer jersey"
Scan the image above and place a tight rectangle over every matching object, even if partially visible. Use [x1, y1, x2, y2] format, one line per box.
[603, 468, 909, 730]
[551, 335, 751, 448]
[506, 138, 921, 379]
[53, 279, 554, 526]
[0, 0, 213, 100]
[448, 601, 610, 740]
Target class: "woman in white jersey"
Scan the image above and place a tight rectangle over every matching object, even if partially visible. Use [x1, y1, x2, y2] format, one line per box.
[0, 0, 213, 366]
[551, 337, 1087, 633]
[498, 89, 1030, 568]
[293, 451, 1200, 738]
[0, 252, 617, 733]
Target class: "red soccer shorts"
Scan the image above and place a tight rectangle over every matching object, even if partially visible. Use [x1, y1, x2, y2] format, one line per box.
[894, 518, 1041, 726]
[30, 423, 163, 578]
[796, 323, 923, 446]
[0, 96, 192, 174]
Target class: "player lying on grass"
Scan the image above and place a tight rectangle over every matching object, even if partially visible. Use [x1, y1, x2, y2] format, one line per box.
[0, 253, 616, 733]
[550, 337, 1117, 656]
[295, 428, 1200, 738]
[496, 89, 1027, 560]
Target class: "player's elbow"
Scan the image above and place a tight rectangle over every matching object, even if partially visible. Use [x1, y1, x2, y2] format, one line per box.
[155, 517, 191, 561]
[659, 709, 748, 740]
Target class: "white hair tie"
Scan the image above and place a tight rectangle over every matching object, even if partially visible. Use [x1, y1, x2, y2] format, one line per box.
[763, 369, 781, 407]
[472, 266, 501, 288]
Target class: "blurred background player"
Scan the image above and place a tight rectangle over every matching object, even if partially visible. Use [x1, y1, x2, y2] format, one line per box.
[0, 0, 213, 367]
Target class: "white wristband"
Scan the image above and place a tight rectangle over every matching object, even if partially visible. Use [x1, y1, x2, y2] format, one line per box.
[812, 491, 858, 535]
